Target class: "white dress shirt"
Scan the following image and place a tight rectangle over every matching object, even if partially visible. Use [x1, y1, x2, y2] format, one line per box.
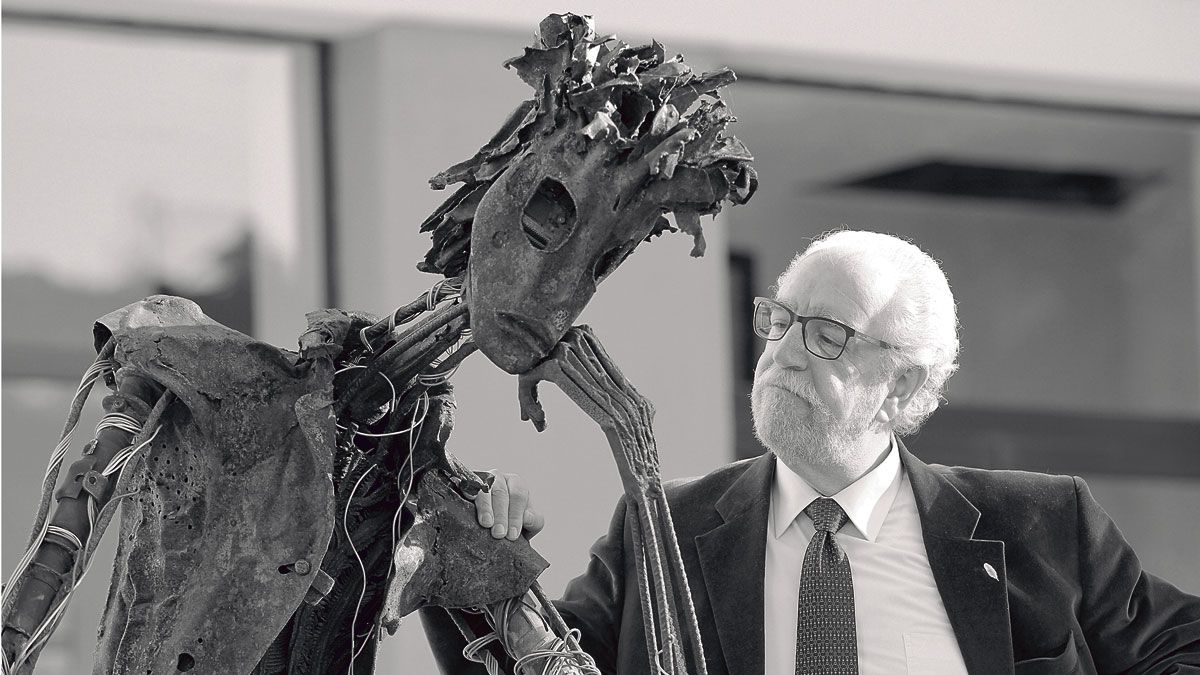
[764, 438, 969, 675]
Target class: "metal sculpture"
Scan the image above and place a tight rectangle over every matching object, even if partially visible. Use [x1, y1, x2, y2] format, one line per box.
[1, 13, 756, 675]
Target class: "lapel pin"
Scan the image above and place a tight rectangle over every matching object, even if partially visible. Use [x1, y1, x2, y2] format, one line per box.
[983, 562, 998, 581]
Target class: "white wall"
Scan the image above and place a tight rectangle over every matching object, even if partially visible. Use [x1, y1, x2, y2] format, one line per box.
[11, 1, 1200, 114]
[331, 23, 735, 672]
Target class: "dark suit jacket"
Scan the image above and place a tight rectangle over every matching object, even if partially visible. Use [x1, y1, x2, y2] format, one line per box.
[424, 444, 1200, 674]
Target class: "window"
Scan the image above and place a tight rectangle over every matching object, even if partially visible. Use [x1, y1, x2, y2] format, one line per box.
[2, 19, 325, 672]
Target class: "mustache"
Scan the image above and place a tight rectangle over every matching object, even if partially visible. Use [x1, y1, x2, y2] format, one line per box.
[756, 369, 818, 401]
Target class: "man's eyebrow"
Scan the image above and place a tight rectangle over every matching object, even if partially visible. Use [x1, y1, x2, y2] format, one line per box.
[775, 297, 799, 312]
[780, 298, 846, 324]
[808, 303, 835, 317]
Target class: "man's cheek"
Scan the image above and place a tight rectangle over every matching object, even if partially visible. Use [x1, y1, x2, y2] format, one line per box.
[753, 350, 777, 380]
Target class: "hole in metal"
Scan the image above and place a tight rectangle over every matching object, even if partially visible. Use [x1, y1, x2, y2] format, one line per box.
[521, 177, 577, 252]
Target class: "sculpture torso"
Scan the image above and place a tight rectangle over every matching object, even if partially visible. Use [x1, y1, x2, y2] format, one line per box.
[90, 295, 544, 675]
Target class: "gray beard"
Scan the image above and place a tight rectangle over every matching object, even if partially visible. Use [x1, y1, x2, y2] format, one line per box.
[750, 375, 875, 471]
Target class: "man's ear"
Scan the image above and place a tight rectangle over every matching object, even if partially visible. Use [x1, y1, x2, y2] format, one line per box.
[877, 366, 929, 425]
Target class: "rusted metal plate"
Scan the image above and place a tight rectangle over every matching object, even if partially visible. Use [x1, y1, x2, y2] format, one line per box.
[90, 296, 337, 675]
[382, 471, 548, 624]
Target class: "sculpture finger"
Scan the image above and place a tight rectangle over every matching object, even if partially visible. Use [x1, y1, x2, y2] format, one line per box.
[563, 333, 625, 399]
[557, 346, 635, 426]
[558, 333, 650, 440]
[559, 326, 637, 403]
[577, 329, 658, 430]
[570, 334, 650, 429]
[573, 326, 630, 386]
[545, 338, 623, 420]
[521, 349, 624, 440]
[556, 350, 646, 465]
[516, 369, 548, 432]
[559, 340, 661, 485]
[517, 354, 600, 431]
[553, 334, 608, 393]
[553, 356, 627, 435]
[564, 339, 660, 472]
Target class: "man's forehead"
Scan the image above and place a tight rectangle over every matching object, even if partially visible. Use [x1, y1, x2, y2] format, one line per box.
[776, 252, 898, 327]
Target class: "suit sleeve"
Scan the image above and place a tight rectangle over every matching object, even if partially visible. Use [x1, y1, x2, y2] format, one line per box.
[1074, 477, 1200, 673]
[418, 606, 493, 674]
[553, 494, 631, 675]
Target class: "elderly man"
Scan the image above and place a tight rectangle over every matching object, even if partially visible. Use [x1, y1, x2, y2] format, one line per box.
[438, 229, 1200, 674]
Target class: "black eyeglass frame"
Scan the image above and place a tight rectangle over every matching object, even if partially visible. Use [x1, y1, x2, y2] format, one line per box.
[752, 296, 893, 360]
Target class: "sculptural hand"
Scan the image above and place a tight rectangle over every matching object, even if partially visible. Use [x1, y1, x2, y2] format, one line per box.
[515, 325, 707, 675]
[516, 326, 662, 494]
[473, 472, 546, 541]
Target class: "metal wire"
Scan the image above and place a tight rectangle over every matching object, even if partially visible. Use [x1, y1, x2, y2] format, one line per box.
[465, 593, 602, 675]
[7, 387, 173, 674]
[359, 277, 464, 354]
[101, 426, 161, 477]
[346, 383, 431, 670]
[344, 464, 376, 675]
[1, 355, 113, 619]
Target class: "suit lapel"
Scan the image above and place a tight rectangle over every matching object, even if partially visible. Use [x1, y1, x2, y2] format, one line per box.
[902, 443, 1015, 675]
[694, 452, 773, 675]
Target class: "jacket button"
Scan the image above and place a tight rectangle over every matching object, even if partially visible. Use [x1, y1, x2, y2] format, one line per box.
[293, 559, 312, 576]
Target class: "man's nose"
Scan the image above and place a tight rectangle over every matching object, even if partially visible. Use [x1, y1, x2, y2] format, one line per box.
[770, 327, 809, 370]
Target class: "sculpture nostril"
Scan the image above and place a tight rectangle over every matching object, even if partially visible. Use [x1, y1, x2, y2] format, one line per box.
[593, 244, 631, 283]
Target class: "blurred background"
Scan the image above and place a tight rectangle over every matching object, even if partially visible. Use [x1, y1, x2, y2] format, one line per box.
[3, 1, 1199, 672]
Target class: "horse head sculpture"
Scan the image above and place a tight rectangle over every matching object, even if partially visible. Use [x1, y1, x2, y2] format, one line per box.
[421, 13, 756, 373]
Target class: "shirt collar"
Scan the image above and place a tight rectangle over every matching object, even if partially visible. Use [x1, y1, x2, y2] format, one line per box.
[771, 434, 902, 542]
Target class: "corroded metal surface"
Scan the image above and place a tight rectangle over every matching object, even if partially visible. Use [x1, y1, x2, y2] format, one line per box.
[424, 12, 757, 374]
[383, 472, 548, 622]
[90, 296, 338, 675]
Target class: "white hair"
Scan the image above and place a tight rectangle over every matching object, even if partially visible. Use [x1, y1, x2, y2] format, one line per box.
[778, 229, 960, 435]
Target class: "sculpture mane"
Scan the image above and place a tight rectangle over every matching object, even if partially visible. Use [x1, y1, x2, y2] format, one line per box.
[419, 12, 756, 279]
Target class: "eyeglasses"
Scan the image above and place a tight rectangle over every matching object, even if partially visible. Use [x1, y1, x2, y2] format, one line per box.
[752, 296, 892, 360]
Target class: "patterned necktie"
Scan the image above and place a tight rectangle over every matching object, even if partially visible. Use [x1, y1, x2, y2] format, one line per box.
[796, 497, 857, 675]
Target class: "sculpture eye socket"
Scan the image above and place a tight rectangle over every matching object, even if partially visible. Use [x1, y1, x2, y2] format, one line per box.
[593, 242, 632, 283]
[521, 177, 577, 252]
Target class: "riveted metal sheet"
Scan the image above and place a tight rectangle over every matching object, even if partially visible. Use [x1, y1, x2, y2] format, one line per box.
[90, 296, 336, 675]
